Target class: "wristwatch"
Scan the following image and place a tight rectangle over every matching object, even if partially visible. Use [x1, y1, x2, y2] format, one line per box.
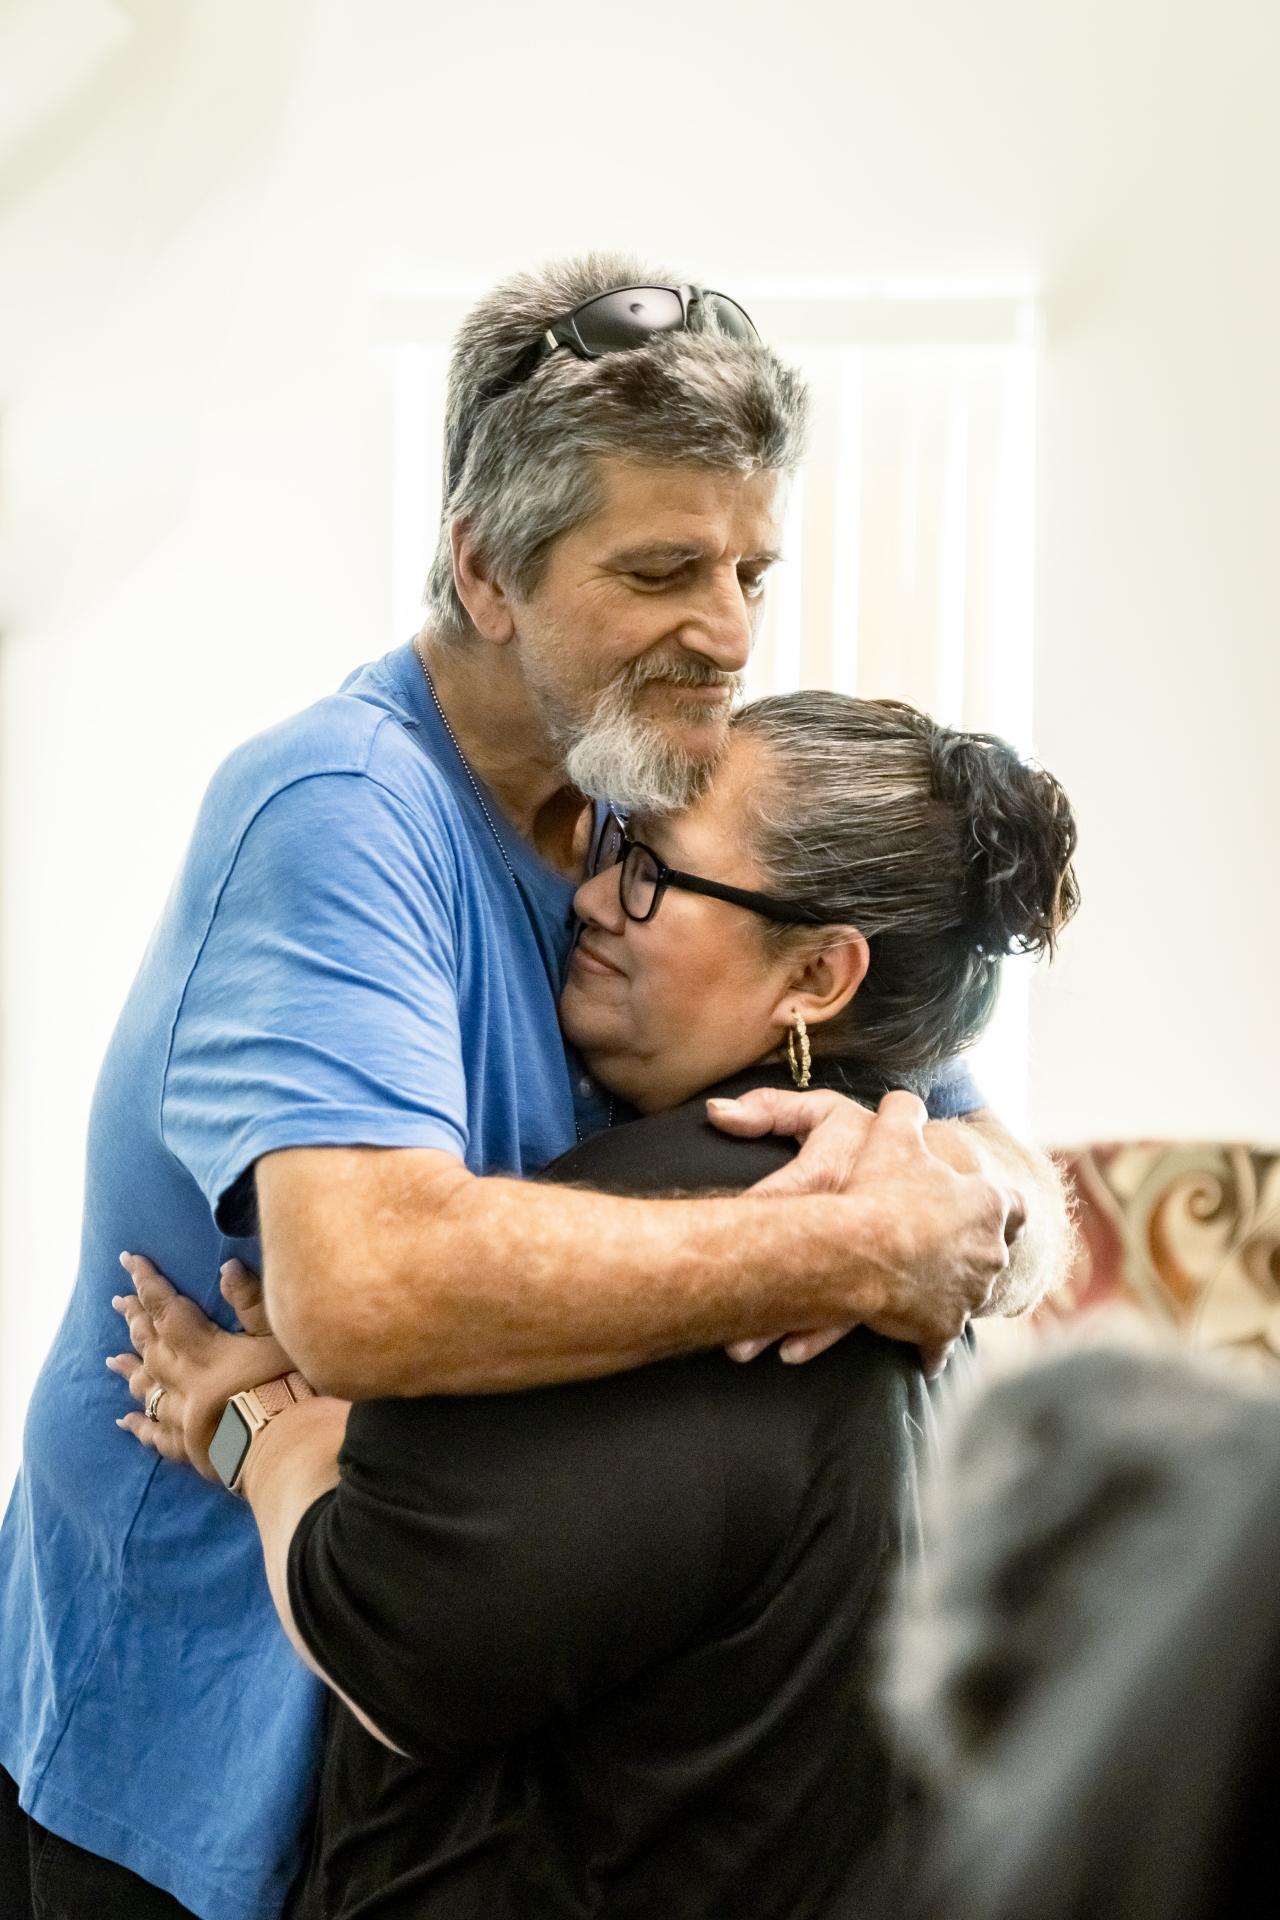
[209, 1372, 315, 1495]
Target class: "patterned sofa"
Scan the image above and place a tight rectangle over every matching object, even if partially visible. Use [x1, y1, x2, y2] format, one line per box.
[1036, 1144, 1280, 1375]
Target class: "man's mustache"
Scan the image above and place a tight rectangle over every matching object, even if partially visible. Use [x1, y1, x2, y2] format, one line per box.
[621, 656, 743, 698]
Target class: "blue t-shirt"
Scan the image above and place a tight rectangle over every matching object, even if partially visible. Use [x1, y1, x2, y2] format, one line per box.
[0, 644, 981, 1920]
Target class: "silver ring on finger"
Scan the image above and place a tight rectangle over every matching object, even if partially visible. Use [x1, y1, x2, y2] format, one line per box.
[145, 1384, 167, 1423]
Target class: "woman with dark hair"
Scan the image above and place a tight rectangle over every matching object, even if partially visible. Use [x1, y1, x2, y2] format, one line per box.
[562, 690, 1077, 1111]
[111, 691, 1078, 1920]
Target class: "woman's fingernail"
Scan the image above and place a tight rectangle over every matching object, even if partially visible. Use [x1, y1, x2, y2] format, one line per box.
[780, 1340, 804, 1363]
[706, 1098, 737, 1112]
[115, 1417, 128, 1429]
[118, 1252, 134, 1272]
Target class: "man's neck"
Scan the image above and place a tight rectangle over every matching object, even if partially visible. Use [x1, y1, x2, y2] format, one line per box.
[416, 631, 592, 878]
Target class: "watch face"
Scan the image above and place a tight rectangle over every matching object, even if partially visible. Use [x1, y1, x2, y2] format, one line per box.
[209, 1402, 253, 1491]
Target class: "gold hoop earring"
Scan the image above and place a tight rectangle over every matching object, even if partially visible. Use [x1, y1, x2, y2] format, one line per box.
[786, 1010, 811, 1090]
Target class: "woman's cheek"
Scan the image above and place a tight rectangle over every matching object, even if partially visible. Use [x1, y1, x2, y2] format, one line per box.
[632, 970, 671, 1054]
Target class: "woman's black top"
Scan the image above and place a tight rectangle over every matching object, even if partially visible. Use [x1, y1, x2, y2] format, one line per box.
[287, 1061, 949, 1919]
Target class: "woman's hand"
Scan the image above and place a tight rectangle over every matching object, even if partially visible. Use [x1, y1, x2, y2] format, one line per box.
[108, 1254, 298, 1480]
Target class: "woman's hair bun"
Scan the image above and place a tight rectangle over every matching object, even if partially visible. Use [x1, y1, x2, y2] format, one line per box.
[929, 729, 1080, 958]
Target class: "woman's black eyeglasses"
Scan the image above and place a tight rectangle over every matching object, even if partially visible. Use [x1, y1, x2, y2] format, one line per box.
[449, 284, 759, 492]
[590, 812, 832, 927]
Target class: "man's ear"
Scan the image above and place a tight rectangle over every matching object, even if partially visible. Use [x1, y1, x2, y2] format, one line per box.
[771, 930, 870, 1034]
[451, 519, 517, 644]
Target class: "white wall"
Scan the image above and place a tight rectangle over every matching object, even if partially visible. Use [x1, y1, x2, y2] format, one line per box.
[3, 0, 1278, 1480]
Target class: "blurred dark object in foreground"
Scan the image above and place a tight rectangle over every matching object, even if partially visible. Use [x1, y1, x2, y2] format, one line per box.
[885, 1345, 1279, 1920]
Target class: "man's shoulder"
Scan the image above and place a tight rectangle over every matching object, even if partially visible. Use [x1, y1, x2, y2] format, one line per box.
[221, 690, 389, 786]
[204, 658, 453, 837]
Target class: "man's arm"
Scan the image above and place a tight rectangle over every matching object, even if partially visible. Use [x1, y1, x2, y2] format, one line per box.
[952, 1110, 1076, 1317]
[258, 1093, 1020, 1400]
[702, 1087, 1066, 1319]
[699, 1089, 1064, 1368]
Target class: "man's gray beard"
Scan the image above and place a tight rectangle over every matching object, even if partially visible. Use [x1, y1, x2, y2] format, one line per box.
[556, 661, 741, 815]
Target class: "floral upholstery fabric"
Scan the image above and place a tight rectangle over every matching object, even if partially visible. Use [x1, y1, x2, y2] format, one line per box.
[1042, 1144, 1280, 1374]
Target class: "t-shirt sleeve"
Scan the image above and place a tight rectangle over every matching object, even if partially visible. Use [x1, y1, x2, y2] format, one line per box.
[286, 1374, 727, 1758]
[162, 770, 470, 1233]
[922, 1057, 984, 1120]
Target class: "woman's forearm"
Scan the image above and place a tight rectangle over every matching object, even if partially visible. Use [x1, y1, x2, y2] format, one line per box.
[239, 1397, 408, 1750]
[239, 1396, 348, 1660]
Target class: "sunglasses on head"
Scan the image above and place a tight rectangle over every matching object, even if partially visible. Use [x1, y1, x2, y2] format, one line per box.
[448, 284, 760, 493]
[590, 810, 832, 927]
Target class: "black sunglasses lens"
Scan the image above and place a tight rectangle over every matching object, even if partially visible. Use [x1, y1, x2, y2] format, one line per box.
[700, 293, 758, 343]
[573, 288, 685, 355]
[620, 844, 661, 919]
[592, 812, 627, 874]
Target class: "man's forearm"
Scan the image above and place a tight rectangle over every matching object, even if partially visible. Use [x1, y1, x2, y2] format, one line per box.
[956, 1114, 1076, 1316]
[262, 1154, 888, 1399]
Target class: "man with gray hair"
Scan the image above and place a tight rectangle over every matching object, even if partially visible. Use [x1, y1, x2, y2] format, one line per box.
[0, 252, 1062, 1920]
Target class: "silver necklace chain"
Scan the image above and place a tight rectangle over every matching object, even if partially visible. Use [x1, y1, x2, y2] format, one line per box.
[414, 640, 519, 884]
[412, 640, 610, 1140]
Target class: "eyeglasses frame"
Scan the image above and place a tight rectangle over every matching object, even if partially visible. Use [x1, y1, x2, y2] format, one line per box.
[448, 283, 760, 494]
[594, 813, 833, 928]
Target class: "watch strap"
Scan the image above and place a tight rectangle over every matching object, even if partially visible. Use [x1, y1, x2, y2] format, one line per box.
[250, 1371, 315, 1419]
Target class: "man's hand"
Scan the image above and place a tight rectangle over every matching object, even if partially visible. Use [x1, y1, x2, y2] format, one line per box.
[108, 1255, 296, 1479]
[708, 1087, 875, 1366]
[708, 1086, 878, 1202]
[709, 1088, 1025, 1373]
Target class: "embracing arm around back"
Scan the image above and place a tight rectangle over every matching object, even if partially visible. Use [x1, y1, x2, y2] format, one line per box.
[256, 1091, 1021, 1400]
[700, 1088, 1069, 1322]
[953, 1110, 1075, 1316]
[701, 1088, 1069, 1366]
